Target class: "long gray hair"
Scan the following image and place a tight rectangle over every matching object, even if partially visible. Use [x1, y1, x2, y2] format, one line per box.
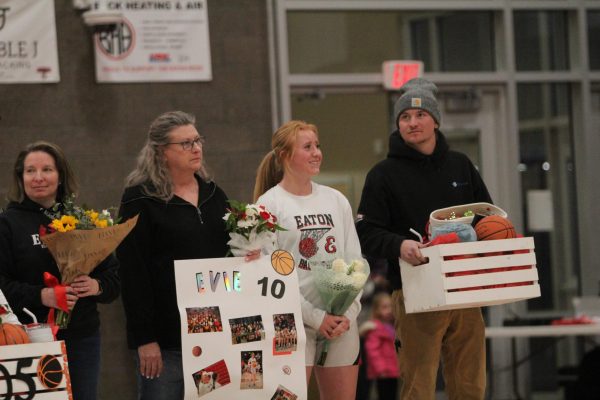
[125, 111, 209, 200]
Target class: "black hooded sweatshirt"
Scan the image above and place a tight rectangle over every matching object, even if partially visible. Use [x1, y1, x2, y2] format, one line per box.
[0, 197, 120, 339]
[356, 130, 492, 290]
[116, 176, 229, 350]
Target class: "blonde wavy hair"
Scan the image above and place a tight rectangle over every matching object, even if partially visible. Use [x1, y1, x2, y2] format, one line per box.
[125, 111, 209, 201]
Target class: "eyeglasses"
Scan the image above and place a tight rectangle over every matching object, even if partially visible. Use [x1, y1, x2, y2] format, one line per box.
[166, 137, 204, 151]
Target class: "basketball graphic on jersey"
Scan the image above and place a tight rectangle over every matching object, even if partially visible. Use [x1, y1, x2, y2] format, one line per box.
[299, 237, 317, 258]
[298, 228, 330, 258]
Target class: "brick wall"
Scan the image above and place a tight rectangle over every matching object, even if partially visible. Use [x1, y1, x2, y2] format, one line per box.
[0, 1, 272, 398]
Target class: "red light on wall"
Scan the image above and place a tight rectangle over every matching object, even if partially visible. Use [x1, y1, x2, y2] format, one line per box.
[382, 60, 424, 90]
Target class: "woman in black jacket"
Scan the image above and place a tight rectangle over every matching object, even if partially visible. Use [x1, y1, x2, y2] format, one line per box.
[116, 111, 257, 399]
[0, 141, 120, 400]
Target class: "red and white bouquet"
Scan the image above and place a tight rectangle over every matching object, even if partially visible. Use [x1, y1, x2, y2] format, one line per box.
[223, 200, 285, 257]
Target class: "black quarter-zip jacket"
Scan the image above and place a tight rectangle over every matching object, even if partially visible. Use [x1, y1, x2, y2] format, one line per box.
[116, 176, 229, 350]
[0, 197, 120, 339]
[356, 130, 492, 290]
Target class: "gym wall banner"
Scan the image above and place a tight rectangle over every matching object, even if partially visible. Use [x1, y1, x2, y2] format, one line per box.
[175, 253, 307, 400]
[0, 0, 60, 83]
[93, 0, 212, 82]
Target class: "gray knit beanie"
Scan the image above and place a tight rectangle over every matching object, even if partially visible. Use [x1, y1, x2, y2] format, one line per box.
[393, 78, 441, 126]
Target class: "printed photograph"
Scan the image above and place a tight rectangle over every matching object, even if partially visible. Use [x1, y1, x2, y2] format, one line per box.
[186, 306, 223, 333]
[273, 313, 298, 355]
[229, 315, 265, 344]
[270, 384, 298, 400]
[240, 350, 263, 390]
[192, 359, 230, 398]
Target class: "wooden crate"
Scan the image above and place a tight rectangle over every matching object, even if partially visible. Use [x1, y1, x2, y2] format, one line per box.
[400, 237, 540, 313]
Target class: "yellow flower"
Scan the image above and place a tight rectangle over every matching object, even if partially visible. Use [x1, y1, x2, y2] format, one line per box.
[94, 219, 108, 228]
[86, 210, 99, 221]
[50, 219, 66, 233]
[60, 215, 78, 231]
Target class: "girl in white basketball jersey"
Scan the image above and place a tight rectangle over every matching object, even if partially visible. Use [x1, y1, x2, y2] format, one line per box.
[254, 120, 364, 400]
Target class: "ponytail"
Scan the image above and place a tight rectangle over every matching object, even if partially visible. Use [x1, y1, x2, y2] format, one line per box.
[253, 120, 319, 202]
[253, 151, 282, 201]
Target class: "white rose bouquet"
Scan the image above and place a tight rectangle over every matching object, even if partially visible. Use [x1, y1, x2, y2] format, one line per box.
[312, 258, 369, 365]
[223, 200, 285, 257]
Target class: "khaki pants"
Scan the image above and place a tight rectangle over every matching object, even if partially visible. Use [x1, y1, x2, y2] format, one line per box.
[392, 290, 486, 400]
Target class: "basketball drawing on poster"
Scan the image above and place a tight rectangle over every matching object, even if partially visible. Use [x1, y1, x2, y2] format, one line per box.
[175, 250, 307, 399]
[0, 341, 72, 399]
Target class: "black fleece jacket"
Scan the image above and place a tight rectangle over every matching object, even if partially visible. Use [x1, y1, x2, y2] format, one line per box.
[0, 197, 120, 339]
[116, 176, 229, 350]
[356, 130, 492, 290]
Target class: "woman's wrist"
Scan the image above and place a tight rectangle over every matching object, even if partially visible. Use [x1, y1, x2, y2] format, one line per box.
[41, 287, 53, 307]
[95, 279, 103, 296]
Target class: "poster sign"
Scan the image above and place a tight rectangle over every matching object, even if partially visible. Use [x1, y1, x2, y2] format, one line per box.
[0, 0, 60, 83]
[0, 340, 72, 399]
[175, 252, 307, 400]
[93, 0, 212, 82]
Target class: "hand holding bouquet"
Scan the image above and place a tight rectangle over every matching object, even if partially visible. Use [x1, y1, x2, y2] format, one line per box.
[223, 200, 285, 257]
[40, 195, 138, 328]
[312, 258, 369, 365]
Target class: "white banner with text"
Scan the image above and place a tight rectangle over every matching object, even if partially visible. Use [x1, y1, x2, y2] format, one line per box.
[0, 0, 60, 83]
[93, 0, 212, 82]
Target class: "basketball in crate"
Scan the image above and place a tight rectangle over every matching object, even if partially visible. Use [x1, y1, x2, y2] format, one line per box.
[427, 201, 507, 237]
[475, 215, 517, 240]
[401, 203, 540, 313]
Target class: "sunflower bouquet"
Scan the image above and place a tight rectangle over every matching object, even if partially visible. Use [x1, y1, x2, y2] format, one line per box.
[223, 200, 285, 257]
[40, 195, 138, 328]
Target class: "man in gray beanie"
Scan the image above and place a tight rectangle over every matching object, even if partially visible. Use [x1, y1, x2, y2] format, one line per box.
[356, 77, 492, 399]
[393, 77, 442, 126]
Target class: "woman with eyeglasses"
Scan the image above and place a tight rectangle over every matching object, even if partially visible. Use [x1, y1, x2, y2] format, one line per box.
[116, 111, 256, 399]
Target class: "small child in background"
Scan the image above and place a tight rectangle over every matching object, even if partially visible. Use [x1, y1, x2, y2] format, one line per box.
[361, 292, 399, 400]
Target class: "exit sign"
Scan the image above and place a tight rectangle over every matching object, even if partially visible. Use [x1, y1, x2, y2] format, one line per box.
[382, 60, 424, 90]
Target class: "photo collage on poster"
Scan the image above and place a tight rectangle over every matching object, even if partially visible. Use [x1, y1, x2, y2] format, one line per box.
[179, 250, 303, 398]
[273, 313, 298, 355]
[270, 384, 299, 400]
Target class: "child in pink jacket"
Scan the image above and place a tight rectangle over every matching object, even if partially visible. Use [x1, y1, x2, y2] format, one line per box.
[362, 292, 399, 400]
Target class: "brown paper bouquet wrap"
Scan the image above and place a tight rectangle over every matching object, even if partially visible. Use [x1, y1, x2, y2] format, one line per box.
[40, 215, 138, 328]
[41, 215, 137, 284]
